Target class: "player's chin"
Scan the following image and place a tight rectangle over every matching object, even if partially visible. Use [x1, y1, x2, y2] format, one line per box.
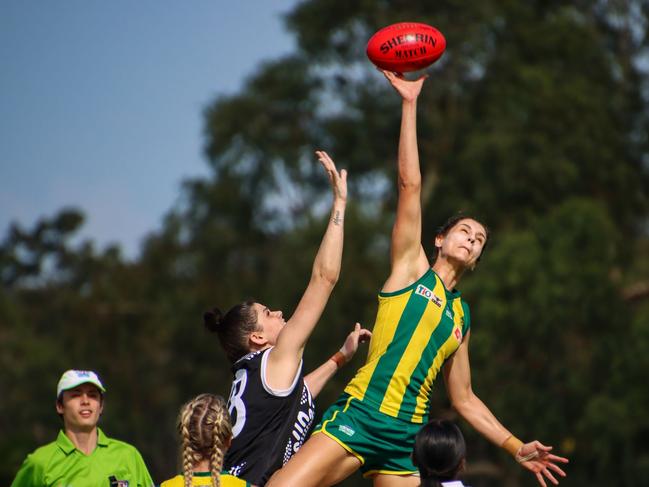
[449, 253, 473, 268]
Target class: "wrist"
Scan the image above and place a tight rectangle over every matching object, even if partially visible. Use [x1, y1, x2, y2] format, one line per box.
[501, 435, 524, 458]
[403, 97, 418, 108]
[515, 448, 540, 463]
[329, 351, 346, 369]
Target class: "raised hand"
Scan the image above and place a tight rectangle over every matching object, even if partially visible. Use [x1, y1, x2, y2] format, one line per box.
[340, 322, 372, 362]
[381, 69, 428, 102]
[517, 440, 569, 487]
[316, 150, 347, 202]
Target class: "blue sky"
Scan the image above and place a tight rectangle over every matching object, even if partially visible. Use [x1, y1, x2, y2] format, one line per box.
[0, 1, 298, 259]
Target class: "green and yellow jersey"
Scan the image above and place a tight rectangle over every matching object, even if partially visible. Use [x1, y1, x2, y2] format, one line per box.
[160, 471, 250, 487]
[345, 269, 470, 424]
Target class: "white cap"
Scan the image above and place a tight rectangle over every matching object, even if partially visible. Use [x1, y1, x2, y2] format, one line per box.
[56, 370, 106, 398]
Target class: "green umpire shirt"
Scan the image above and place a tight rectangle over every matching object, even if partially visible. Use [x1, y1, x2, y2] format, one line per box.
[11, 428, 154, 487]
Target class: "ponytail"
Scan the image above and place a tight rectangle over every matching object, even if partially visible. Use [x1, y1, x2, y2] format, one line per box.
[203, 301, 259, 363]
[413, 419, 466, 486]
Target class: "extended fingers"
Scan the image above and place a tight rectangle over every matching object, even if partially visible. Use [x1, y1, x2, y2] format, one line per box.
[547, 454, 569, 464]
[542, 467, 559, 485]
[315, 150, 345, 182]
[546, 462, 567, 477]
[315, 150, 335, 171]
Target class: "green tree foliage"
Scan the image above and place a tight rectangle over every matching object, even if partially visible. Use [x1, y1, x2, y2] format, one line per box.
[2, 1, 648, 486]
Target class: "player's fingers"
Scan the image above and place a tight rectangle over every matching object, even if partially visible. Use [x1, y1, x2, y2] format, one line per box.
[316, 156, 337, 183]
[340, 169, 347, 183]
[315, 152, 328, 169]
[321, 154, 344, 182]
[547, 463, 567, 477]
[535, 472, 547, 487]
[316, 150, 333, 168]
[315, 149, 332, 162]
[542, 468, 558, 485]
[547, 454, 569, 463]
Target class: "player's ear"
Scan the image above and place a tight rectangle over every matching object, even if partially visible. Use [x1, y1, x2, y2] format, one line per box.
[434, 233, 444, 250]
[249, 331, 266, 347]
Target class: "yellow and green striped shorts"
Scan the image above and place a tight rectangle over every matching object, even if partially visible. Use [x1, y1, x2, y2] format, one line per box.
[313, 393, 422, 478]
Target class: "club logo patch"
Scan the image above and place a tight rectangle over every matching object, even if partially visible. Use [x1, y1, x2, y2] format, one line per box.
[338, 425, 355, 437]
[415, 284, 443, 307]
[454, 327, 462, 342]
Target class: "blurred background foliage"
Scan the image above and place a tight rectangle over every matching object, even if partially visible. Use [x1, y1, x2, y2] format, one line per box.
[2, 1, 649, 485]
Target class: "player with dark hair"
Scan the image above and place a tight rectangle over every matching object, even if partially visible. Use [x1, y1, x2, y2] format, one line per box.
[412, 419, 466, 487]
[267, 74, 568, 487]
[203, 151, 370, 486]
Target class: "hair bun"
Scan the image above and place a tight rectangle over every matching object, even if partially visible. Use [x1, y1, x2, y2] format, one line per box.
[203, 308, 223, 332]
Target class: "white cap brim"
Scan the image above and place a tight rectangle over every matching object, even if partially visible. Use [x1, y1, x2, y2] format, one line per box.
[57, 370, 106, 398]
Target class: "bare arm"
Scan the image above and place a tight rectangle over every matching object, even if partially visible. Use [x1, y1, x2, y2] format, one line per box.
[304, 323, 371, 397]
[381, 71, 431, 292]
[267, 151, 347, 389]
[444, 332, 569, 486]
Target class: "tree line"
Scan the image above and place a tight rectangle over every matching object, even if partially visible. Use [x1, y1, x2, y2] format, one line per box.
[2, 1, 648, 485]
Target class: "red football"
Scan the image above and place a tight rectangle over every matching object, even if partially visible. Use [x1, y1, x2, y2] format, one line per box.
[366, 22, 446, 72]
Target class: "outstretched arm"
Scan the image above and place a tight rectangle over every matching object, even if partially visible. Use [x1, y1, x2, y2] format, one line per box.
[304, 323, 372, 397]
[443, 332, 569, 486]
[381, 71, 431, 293]
[267, 151, 347, 390]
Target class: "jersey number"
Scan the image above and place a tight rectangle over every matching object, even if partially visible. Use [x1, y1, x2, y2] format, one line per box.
[228, 368, 248, 438]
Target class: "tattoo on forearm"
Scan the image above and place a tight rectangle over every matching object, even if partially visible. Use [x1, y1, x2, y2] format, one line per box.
[333, 211, 343, 226]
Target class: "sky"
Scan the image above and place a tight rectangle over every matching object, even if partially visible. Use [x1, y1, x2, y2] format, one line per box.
[0, 0, 299, 259]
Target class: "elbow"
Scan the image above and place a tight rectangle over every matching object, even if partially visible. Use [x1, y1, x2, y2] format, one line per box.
[450, 391, 475, 416]
[398, 178, 421, 193]
[312, 267, 339, 289]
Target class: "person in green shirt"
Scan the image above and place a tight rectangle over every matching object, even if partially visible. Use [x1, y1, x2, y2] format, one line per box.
[11, 369, 154, 487]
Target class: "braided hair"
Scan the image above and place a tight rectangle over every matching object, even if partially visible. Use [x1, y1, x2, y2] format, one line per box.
[178, 393, 232, 487]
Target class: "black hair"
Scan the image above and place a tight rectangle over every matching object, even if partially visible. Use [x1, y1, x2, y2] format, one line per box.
[412, 419, 466, 487]
[203, 300, 259, 363]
